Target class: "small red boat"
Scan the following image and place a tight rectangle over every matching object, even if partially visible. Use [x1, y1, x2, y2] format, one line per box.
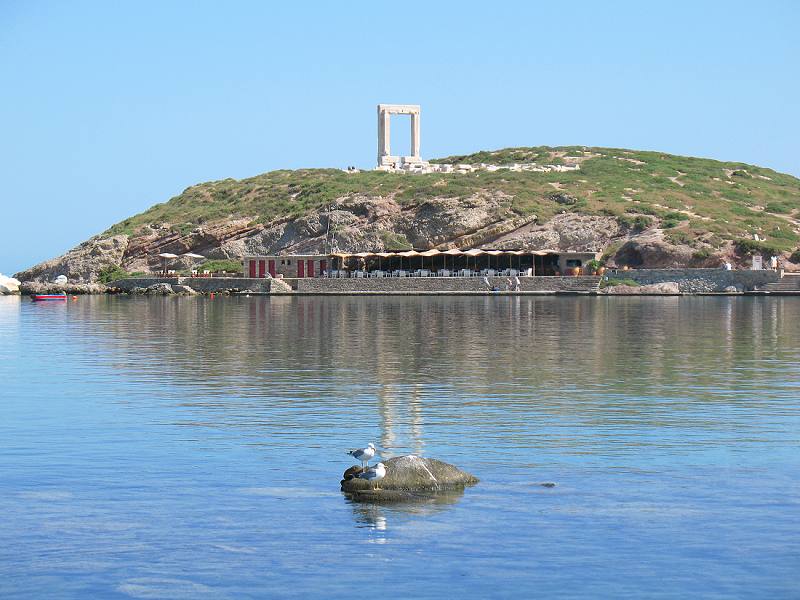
[31, 293, 67, 302]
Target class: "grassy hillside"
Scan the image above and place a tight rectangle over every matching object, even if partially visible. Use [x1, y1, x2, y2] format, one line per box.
[106, 146, 800, 255]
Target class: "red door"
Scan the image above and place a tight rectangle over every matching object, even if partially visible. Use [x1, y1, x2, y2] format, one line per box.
[320, 260, 327, 276]
[258, 260, 266, 278]
[307, 260, 314, 277]
[297, 260, 305, 278]
[268, 260, 276, 277]
[249, 259, 256, 278]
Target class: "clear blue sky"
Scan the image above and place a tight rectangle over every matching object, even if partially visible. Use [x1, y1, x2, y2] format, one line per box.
[1, 1, 798, 274]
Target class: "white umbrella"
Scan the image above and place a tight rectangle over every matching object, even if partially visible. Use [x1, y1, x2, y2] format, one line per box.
[158, 252, 178, 275]
[182, 252, 205, 275]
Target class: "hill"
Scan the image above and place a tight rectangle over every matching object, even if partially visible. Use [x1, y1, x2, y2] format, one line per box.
[16, 146, 800, 282]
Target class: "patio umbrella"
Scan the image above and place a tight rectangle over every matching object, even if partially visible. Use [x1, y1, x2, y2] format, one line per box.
[398, 250, 419, 273]
[182, 252, 205, 274]
[463, 249, 485, 274]
[376, 252, 392, 272]
[486, 250, 503, 271]
[420, 249, 441, 272]
[157, 252, 178, 274]
[443, 248, 463, 272]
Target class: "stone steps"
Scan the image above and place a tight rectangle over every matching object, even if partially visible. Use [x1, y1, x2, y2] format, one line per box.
[506, 276, 601, 292]
[759, 277, 800, 292]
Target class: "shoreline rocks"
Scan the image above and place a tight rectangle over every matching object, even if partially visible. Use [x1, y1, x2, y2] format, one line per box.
[601, 282, 681, 295]
[19, 281, 108, 295]
[0, 274, 21, 295]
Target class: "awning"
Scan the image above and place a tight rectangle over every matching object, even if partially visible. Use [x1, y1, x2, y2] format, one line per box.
[158, 252, 179, 259]
[182, 252, 205, 259]
[419, 249, 442, 257]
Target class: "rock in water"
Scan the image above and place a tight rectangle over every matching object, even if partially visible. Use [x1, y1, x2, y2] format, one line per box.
[172, 284, 198, 295]
[341, 455, 478, 497]
[145, 283, 174, 295]
[0, 273, 21, 295]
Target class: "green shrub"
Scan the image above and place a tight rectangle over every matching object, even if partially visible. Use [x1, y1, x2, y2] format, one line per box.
[198, 259, 243, 274]
[617, 214, 652, 231]
[789, 249, 800, 264]
[586, 259, 603, 272]
[625, 205, 660, 216]
[692, 248, 712, 261]
[764, 202, 791, 214]
[600, 277, 639, 288]
[98, 265, 130, 283]
[379, 230, 412, 251]
[735, 239, 781, 256]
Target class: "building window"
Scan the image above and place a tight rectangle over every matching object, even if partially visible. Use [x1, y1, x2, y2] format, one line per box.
[566, 259, 583, 268]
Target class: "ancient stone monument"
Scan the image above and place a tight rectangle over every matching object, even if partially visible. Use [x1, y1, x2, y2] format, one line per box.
[376, 104, 430, 170]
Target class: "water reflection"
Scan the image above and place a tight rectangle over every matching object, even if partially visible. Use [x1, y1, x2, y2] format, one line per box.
[5, 295, 800, 597]
[35, 295, 800, 457]
[347, 488, 468, 529]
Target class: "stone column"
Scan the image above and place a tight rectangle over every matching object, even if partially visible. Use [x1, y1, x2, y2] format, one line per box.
[377, 107, 391, 163]
[411, 111, 420, 159]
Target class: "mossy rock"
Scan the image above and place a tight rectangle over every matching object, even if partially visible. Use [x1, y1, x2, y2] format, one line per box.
[341, 455, 478, 503]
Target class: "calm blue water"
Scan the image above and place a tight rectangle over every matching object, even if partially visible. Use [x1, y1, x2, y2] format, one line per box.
[1, 295, 798, 599]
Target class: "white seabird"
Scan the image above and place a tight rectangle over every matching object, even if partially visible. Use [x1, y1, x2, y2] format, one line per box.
[346, 442, 376, 470]
[358, 462, 386, 489]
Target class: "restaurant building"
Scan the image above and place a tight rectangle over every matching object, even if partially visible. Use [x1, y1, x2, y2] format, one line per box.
[243, 254, 330, 279]
[243, 250, 599, 278]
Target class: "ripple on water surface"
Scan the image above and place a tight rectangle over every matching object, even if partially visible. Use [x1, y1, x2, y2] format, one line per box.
[0, 295, 799, 598]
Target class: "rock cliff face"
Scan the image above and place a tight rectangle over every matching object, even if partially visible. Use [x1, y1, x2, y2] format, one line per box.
[15, 235, 129, 283]
[14, 198, 706, 283]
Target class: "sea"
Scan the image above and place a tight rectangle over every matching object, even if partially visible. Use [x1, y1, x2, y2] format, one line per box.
[0, 295, 798, 599]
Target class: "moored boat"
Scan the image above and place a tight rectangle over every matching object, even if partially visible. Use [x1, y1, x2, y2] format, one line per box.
[31, 293, 67, 302]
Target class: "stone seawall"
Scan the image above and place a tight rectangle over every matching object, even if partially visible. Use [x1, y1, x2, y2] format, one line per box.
[295, 276, 600, 294]
[109, 277, 274, 293]
[106, 271, 781, 295]
[605, 269, 779, 292]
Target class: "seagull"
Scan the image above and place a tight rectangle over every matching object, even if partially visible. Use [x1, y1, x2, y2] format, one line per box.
[347, 442, 376, 470]
[358, 462, 386, 489]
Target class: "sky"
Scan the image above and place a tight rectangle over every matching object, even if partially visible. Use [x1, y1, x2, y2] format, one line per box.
[1, 1, 798, 274]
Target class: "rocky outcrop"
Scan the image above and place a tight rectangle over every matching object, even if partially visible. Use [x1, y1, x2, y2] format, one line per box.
[12, 196, 731, 285]
[145, 283, 174, 295]
[15, 235, 129, 283]
[0, 274, 20, 295]
[612, 230, 694, 268]
[20, 281, 108, 295]
[495, 213, 624, 251]
[16, 145, 800, 283]
[341, 455, 478, 503]
[171, 284, 198, 295]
